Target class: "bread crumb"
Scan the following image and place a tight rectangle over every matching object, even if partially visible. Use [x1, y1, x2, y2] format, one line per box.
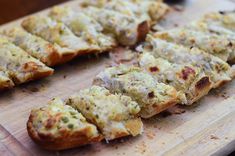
[210, 135, 219, 140]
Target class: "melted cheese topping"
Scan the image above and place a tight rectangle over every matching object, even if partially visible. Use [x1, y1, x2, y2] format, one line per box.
[49, 6, 116, 51]
[22, 16, 99, 52]
[94, 65, 178, 118]
[154, 28, 234, 62]
[202, 12, 235, 32]
[30, 98, 100, 138]
[81, 0, 168, 22]
[139, 53, 210, 104]
[83, 7, 139, 46]
[4, 28, 59, 66]
[66, 86, 141, 140]
[0, 37, 53, 84]
[189, 21, 235, 40]
[141, 35, 232, 88]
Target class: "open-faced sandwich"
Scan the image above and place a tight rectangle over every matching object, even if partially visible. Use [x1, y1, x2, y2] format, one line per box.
[138, 53, 212, 105]
[0, 37, 53, 84]
[27, 98, 103, 150]
[94, 65, 179, 118]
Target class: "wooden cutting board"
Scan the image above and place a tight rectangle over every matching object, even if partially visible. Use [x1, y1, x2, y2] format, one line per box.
[0, 0, 235, 155]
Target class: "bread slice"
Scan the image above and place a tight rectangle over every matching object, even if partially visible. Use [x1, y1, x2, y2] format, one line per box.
[188, 19, 235, 64]
[0, 68, 14, 90]
[154, 28, 235, 62]
[82, 7, 149, 46]
[93, 65, 179, 118]
[66, 86, 143, 140]
[3, 27, 76, 66]
[49, 6, 117, 52]
[140, 35, 233, 88]
[27, 98, 102, 150]
[80, 0, 169, 24]
[201, 12, 235, 32]
[0, 37, 54, 84]
[189, 21, 235, 40]
[139, 53, 212, 105]
[22, 16, 100, 57]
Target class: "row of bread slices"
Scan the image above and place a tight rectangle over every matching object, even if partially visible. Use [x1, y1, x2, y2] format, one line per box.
[0, 0, 169, 90]
[27, 11, 235, 150]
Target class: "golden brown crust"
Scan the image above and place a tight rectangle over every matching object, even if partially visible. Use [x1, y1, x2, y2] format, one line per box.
[140, 89, 178, 118]
[27, 114, 103, 151]
[125, 118, 143, 137]
[11, 64, 54, 84]
[189, 76, 212, 104]
[137, 21, 150, 44]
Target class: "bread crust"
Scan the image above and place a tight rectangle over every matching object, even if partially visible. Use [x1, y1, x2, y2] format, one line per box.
[137, 21, 150, 44]
[27, 114, 103, 151]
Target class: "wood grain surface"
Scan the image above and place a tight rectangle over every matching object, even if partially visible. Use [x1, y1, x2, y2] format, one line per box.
[0, 0, 235, 156]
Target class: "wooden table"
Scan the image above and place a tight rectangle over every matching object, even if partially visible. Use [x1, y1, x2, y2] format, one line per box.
[0, 0, 235, 155]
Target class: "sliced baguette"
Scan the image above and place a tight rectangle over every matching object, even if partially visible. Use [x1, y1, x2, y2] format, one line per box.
[3, 27, 76, 66]
[82, 7, 149, 46]
[0, 37, 53, 84]
[154, 28, 235, 62]
[22, 16, 100, 57]
[140, 35, 232, 89]
[27, 98, 102, 151]
[80, 0, 169, 24]
[201, 12, 235, 32]
[49, 6, 117, 52]
[93, 65, 179, 118]
[139, 53, 212, 105]
[66, 86, 143, 140]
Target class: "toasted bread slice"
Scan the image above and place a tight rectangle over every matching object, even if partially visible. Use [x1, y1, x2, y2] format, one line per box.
[82, 7, 149, 46]
[0, 37, 54, 84]
[49, 6, 117, 52]
[189, 21, 235, 40]
[140, 35, 232, 88]
[139, 53, 212, 105]
[0, 68, 14, 90]
[80, 0, 169, 23]
[94, 65, 179, 118]
[3, 27, 76, 66]
[27, 98, 102, 151]
[201, 12, 235, 32]
[66, 86, 143, 140]
[154, 28, 235, 62]
[22, 16, 100, 57]
[188, 21, 235, 64]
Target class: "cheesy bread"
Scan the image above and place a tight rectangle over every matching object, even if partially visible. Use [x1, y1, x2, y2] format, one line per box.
[139, 53, 212, 105]
[82, 7, 149, 46]
[140, 35, 233, 88]
[49, 6, 117, 51]
[22, 16, 100, 57]
[81, 0, 169, 23]
[154, 28, 235, 62]
[0, 37, 53, 84]
[3, 27, 77, 66]
[93, 65, 179, 118]
[201, 12, 235, 32]
[27, 98, 102, 150]
[66, 86, 143, 140]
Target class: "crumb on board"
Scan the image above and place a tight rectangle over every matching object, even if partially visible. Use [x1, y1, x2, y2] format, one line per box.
[135, 141, 147, 154]
[146, 131, 156, 140]
[210, 135, 219, 140]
